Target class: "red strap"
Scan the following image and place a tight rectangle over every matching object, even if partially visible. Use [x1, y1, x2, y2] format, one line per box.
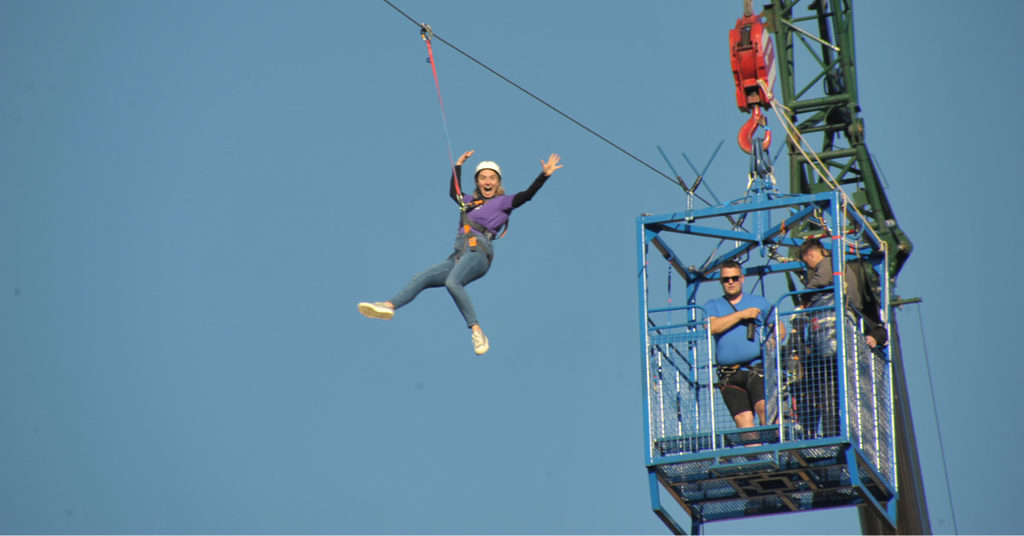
[422, 34, 463, 205]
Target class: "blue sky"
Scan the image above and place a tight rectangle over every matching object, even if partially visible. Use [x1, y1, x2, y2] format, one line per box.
[2, 1, 1022, 534]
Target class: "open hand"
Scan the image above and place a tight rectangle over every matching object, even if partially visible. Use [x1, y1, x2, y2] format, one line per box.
[457, 149, 475, 166]
[541, 153, 563, 176]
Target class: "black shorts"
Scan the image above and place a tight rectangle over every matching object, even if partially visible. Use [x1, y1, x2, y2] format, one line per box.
[718, 368, 765, 417]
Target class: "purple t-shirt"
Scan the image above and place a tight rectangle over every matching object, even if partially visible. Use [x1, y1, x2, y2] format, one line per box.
[459, 194, 515, 235]
[450, 164, 550, 236]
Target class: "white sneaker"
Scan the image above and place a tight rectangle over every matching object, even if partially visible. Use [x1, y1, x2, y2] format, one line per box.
[358, 302, 394, 320]
[472, 330, 490, 355]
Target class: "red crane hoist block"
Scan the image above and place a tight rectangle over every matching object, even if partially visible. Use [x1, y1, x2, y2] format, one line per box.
[730, 13, 776, 112]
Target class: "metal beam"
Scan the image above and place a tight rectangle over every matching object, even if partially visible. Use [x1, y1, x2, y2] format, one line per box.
[765, 0, 913, 278]
[766, 1, 928, 533]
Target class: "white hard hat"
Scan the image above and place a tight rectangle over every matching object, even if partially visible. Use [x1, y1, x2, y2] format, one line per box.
[475, 161, 502, 180]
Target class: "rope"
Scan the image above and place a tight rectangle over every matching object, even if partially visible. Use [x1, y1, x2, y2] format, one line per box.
[759, 79, 884, 248]
[379, 0, 683, 190]
[760, 83, 842, 192]
[912, 302, 960, 535]
[420, 26, 463, 207]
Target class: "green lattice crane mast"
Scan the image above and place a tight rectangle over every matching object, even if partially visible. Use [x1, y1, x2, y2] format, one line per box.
[761, 0, 912, 278]
[758, 1, 927, 533]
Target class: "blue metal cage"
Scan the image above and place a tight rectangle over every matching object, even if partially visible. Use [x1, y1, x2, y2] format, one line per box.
[638, 187, 897, 533]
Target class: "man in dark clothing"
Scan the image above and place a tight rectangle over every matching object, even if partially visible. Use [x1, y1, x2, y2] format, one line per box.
[798, 238, 886, 347]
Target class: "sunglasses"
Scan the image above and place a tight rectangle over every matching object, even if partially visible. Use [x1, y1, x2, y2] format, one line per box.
[720, 275, 743, 283]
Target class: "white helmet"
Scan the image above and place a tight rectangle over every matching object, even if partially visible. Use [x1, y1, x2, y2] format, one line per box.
[475, 161, 502, 180]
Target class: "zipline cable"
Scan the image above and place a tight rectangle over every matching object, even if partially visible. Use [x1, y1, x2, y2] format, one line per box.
[380, 0, 713, 201]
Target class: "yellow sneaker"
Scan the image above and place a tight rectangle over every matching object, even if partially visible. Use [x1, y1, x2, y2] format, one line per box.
[472, 330, 490, 355]
[358, 302, 394, 320]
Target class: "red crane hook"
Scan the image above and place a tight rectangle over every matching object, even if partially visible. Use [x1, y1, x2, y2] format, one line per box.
[738, 106, 771, 154]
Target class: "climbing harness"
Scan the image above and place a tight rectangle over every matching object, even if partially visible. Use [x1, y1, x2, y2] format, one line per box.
[716, 362, 764, 390]
[460, 215, 496, 241]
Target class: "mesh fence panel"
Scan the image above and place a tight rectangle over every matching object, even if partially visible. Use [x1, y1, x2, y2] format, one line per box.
[644, 289, 895, 490]
[777, 296, 895, 484]
[647, 308, 718, 456]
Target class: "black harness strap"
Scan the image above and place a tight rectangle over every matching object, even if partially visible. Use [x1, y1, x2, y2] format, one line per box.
[716, 362, 764, 390]
[459, 198, 506, 241]
[727, 295, 758, 342]
[462, 217, 496, 240]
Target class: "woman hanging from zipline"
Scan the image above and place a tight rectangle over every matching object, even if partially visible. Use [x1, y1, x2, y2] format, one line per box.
[358, 149, 563, 355]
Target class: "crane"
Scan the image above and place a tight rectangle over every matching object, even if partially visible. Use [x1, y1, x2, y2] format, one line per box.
[763, 2, 926, 533]
[638, 2, 927, 533]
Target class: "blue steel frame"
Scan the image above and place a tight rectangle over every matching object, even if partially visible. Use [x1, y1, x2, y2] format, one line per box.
[638, 186, 897, 534]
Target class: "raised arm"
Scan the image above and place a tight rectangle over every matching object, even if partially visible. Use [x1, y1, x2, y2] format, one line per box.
[450, 150, 475, 203]
[512, 153, 562, 208]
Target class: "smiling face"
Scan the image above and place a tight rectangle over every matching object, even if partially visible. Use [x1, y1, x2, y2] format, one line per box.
[475, 169, 501, 199]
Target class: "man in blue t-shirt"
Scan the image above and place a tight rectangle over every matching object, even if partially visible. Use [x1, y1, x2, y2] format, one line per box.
[704, 260, 779, 431]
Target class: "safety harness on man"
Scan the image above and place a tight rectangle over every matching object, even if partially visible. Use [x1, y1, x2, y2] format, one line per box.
[717, 362, 764, 390]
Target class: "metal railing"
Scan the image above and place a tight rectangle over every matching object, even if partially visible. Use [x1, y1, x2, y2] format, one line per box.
[645, 292, 895, 487]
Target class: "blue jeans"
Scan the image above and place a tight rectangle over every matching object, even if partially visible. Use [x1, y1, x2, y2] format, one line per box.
[389, 234, 492, 328]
